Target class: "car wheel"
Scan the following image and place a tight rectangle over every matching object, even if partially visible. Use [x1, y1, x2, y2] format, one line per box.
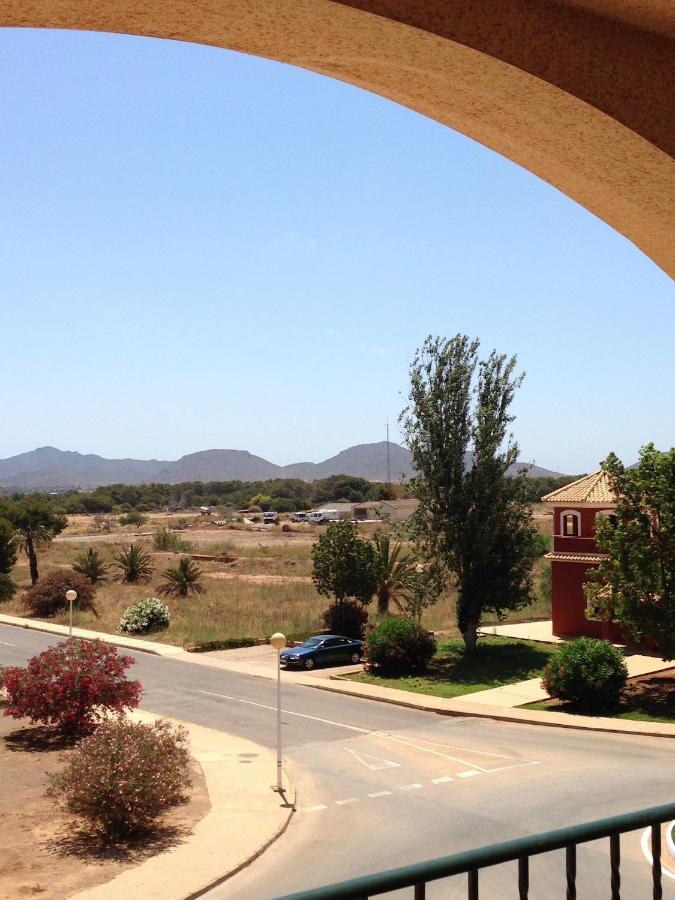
[350, 652, 361, 664]
[304, 657, 315, 670]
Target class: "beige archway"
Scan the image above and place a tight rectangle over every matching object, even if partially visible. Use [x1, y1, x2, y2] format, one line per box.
[4, 0, 674, 275]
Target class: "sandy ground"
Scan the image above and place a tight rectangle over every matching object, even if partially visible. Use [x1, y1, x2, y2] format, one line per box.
[0, 706, 210, 900]
[204, 571, 312, 584]
[55, 527, 316, 547]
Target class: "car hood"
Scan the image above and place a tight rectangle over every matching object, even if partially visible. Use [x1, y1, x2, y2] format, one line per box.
[280, 646, 314, 657]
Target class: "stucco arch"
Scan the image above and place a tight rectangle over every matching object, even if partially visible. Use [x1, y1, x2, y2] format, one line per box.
[3, 0, 674, 275]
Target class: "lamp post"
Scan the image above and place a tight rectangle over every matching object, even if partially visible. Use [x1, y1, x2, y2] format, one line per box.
[65, 589, 77, 637]
[269, 631, 287, 793]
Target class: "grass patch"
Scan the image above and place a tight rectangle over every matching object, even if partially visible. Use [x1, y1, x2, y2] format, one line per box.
[348, 636, 557, 699]
[521, 669, 675, 724]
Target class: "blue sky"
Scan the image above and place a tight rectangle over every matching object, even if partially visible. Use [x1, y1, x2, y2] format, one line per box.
[1, 28, 673, 474]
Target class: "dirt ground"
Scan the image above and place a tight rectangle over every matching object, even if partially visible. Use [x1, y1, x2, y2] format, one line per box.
[0, 707, 210, 900]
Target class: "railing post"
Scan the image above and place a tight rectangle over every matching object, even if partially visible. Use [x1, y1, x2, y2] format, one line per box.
[651, 824, 662, 900]
[518, 856, 529, 900]
[610, 833, 620, 900]
[566, 844, 577, 900]
[413, 883, 425, 900]
[468, 868, 479, 900]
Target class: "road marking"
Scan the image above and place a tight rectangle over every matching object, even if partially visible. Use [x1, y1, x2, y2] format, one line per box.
[197, 690, 371, 734]
[372, 733, 493, 774]
[335, 797, 359, 806]
[0, 640, 16, 647]
[431, 776, 453, 784]
[640, 827, 675, 881]
[305, 804, 328, 813]
[399, 783, 423, 792]
[368, 791, 392, 798]
[457, 770, 480, 778]
[345, 748, 401, 770]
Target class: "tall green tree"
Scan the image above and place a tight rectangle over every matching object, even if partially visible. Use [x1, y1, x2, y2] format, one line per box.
[311, 520, 377, 606]
[585, 444, 675, 660]
[1, 499, 67, 585]
[0, 517, 19, 575]
[401, 335, 539, 652]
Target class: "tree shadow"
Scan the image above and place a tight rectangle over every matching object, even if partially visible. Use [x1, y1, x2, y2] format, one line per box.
[43, 820, 190, 864]
[424, 638, 554, 687]
[3, 725, 78, 753]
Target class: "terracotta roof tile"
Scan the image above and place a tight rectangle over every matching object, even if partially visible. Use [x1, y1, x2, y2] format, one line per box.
[545, 552, 608, 563]
[541, 470, 615, 504]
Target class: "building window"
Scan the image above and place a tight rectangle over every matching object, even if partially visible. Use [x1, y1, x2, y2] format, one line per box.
[560, 510, 580, 537]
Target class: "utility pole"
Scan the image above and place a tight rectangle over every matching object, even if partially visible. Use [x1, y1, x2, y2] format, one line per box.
[386, 419, 391, 494]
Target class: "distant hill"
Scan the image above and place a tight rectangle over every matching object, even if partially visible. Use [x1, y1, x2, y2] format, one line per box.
[0, 443, 567, 490]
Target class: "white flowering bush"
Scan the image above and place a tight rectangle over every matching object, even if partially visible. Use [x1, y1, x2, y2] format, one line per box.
[119, 597, 170, 634]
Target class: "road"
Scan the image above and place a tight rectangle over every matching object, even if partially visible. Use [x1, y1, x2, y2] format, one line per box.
[1, 624, 674, 899]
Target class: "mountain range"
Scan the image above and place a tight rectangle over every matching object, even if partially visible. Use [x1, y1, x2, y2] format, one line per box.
[0, 444, 565, 491]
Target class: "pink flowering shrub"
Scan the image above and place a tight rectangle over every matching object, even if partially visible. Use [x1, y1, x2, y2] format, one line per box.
[47, 718, 191, 836]
[1, 638, 142, 734]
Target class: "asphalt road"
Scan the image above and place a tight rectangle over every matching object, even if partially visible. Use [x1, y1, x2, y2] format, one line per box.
[1, 624, 674, 899]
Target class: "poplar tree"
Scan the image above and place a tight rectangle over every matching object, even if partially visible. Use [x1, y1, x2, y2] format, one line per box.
[402, 335, 539, 652]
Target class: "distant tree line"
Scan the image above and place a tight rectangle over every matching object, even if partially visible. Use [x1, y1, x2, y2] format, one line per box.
[0, 474, 397, 515]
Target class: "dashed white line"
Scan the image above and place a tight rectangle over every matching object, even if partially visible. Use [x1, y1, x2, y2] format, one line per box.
[457, 770, 481, 778]
[368, 790, 392, 798]
[305, 804, 328, 813]
[431, 776, 453, 784]
[335, 797, 359, 806]
[399, 783, 423, 792]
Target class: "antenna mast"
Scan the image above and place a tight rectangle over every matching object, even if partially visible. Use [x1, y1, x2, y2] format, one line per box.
[386, 419, 391, 492]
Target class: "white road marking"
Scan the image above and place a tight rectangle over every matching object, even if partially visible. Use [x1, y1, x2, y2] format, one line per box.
[399, 783, 423, 792]
[305, 804, 328, 813]
[368, 791, 392, 798]
[373, 733, 493, 773]
[345, 748, 401, 770]
[431, 776, 453, 784]
[0, 640, 16, 647]
[457, 770, 480, 778]
[335, 797, 359, 806]
[640, 827, 675, 881]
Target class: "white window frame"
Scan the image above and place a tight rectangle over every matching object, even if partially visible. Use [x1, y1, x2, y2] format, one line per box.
[560, 509, 581, 537]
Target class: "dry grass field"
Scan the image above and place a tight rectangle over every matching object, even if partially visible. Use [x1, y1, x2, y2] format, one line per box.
[2, 513, 552, 647]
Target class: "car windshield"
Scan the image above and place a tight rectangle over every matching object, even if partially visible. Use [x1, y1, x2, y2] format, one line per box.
[301, 637, 323, 648]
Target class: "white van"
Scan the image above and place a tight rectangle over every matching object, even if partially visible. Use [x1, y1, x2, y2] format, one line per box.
[308, 509, 341, 524]
[263, 511, 278, 525]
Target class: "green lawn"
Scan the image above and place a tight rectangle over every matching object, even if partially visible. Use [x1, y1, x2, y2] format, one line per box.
[522, 699, 675, 725]
[347, 636, 557, 700]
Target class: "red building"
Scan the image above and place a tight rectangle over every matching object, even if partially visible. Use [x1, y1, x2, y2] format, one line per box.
[542, 471, 624, 641]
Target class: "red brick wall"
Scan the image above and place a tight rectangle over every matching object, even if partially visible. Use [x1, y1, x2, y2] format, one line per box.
[551, 560, 624, 642]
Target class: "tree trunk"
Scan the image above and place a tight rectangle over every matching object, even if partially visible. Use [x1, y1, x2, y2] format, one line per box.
[377, 587, 389, 615]
[462, 620, 479, 653]
[26, 534, 39, 584]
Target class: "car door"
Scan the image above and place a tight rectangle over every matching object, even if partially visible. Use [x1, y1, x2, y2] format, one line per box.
[319, 638, 342, 665]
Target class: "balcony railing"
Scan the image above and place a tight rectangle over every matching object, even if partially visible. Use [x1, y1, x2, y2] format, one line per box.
[278, 801, 675, 900]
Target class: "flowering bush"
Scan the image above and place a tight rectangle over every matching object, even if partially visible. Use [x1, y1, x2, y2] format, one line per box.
[23, 571, 97, 618]
[365, 617, 436, 674]
[119, 598, 170, 634]
[47, 717, 191, 836]
[542, 637, 627, 708]
[1, 638, 142, 734]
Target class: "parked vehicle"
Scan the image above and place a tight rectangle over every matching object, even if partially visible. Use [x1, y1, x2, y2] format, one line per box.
[292, 511, 308, 522]
[280, 635, 364, 670]
[307, 508, 342, 524]
[263, 511, 278, 525]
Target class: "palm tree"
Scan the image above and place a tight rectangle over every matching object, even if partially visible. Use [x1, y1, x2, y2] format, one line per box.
[157, 557, 205, 598]
[113, 544, 154, 584]
[72, 547, 109, 584]
[3, 499, 67, 585]
[372, 532, 417, 615]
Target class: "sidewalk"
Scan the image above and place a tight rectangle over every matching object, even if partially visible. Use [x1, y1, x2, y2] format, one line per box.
[72, 710, 295, 900]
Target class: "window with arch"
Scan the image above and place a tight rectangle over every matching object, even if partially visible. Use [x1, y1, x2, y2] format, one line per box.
[560, 510, 581, 537]
[595, 509, 618, 531]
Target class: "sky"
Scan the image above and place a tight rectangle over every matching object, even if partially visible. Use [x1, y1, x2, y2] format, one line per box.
[1, 28, 673, 475]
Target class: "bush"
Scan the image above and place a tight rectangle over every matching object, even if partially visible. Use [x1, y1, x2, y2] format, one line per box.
[322, 600, 369, 639]
[72, 547, 109, 584]
[113, 544, 154, 584]
[0, 573, 16, 603]
[153, 528, 192, 553]
[47, 717, 191, 836]
[1, 638, 142, 734]
[365, 617, 437, 674]
[119, 597, 170, 634]
[118, 512, 147, 527]
[541, 637, 628, 708]
[23, 570, 97, 618]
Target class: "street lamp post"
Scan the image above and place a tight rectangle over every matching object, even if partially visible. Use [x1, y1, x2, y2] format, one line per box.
[65, 589, 77, 637]
[270, 631, 287, 793]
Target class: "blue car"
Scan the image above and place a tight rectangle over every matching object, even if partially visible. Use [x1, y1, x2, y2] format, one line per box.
[280, 634, 364, 670]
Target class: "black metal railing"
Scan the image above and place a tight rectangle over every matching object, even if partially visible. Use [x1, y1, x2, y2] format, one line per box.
[278, 801, 675, 900]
